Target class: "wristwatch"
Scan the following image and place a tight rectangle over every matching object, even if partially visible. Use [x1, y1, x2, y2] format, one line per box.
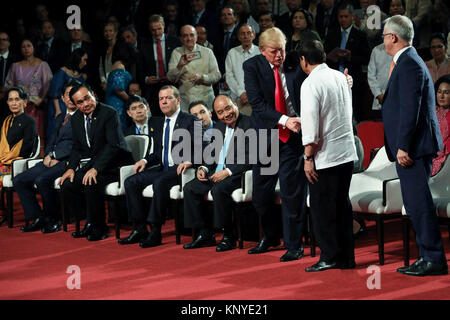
[303, 154, 314, 161]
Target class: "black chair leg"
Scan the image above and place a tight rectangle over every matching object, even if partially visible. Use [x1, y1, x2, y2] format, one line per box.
[58, 190, 68, 232]
[175, 200, 181, 245]
[375, 216, 385, 265]
[234, 208, 243, 249]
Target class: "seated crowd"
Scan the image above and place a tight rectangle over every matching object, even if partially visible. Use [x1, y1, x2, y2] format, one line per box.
[0, 0, 448, 274]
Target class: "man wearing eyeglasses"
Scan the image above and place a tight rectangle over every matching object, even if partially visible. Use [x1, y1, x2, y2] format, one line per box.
[381, 15, 447, 276]
[59, 82, 134, 241]
[124, 94, 153, 136]
[0, 32, 18, 123]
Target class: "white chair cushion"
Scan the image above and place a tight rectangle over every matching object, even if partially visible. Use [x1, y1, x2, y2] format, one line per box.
[170, 185, 183, 200]
[435, 198, 450, 219]
[2, 175, 12, 188]
[104, 182, 122, 196]
[142, 185, 154, 197]
[53, 177, 61, 190]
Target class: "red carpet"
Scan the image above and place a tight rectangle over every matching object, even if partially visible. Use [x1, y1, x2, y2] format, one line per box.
[1, 195, 449, 300]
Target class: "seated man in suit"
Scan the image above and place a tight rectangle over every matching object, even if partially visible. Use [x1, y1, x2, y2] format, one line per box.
[118, 85, 199, 247]
[59, 82, 134, 241]
[124, 94, 152, 136]
[15, 80, 78, 233]
[183, 95, 252, 252]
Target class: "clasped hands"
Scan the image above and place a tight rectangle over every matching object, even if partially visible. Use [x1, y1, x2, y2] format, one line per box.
[197, 167, 229, 183]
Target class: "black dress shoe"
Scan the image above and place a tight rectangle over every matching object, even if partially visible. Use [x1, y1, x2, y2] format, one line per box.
[118, 230, 149, 245]
[41, 221, 62, 234]
[339, 260, 356, 269]
[402, 260, 448, 277]
[140, 232, 162, 248]
[72, 223, 94, 238]
[280, 248, 304, 262]
[87, 226, 110, 241]
[248, 237, 280, 254]
[305, 260, 338, 272]
[183, 234, 216, 249]
[216, 236, 236, 252]
[21, 217, 45, 232]
[397, 257, 424, 274]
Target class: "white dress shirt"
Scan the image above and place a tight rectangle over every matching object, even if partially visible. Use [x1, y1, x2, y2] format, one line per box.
[225, 44, 260, 103]
[301, 63, 357, 170]
[161, 107, 181, 168]
[367, 43, 392, 110]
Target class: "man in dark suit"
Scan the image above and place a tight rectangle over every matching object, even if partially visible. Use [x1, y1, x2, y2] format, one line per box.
[15, 81, 77, 233]
[124, 94, 152, 136]
[0, 31, 18, 124]
[183, 95, 253, 252]
[118, 85, 200, 248]
[36, 20, 68, 74]
[143, 15, 180, 117]
[215, 6, 240, 74]
[59, 82, 134, 241]
[382, 15, 447, 276]
[324, 3, 370, 122]
[182, 0, 219, 48]
[315, 0, 339, 39]
[243, 27, 308, 262]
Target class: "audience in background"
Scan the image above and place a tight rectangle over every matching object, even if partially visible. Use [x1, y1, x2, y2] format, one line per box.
[425, 33, 450, 84]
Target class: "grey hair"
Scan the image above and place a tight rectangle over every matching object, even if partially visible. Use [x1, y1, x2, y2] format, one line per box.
[384, 15, 414, 44]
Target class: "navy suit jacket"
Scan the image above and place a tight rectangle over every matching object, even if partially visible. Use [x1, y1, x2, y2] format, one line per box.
[68, 103, 133, 173]
[44, 111, 74, 161]
[144, 110, 200, 168]
[205, 113, 253, 176]
[382, 47, 443, 162]
[243, 54, 306, 131]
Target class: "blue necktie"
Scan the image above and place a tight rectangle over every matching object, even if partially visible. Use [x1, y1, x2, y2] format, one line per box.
[193, 14, 200, 25]
[215, 126, 233, 173]
[86, 116, 92, 142]
[339, 30, 347, 73]
[163, 118, 171, 172]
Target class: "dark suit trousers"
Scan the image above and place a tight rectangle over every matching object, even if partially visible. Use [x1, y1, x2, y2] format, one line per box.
[14, 161, 66, 220]
[183, 174, 241, 230]
[252, 136, 307, 250]
[309, 161, 355, 264]
[61, 167, 117, 227]
[396, 156, 446, 264]
[124, 166, 178, 227]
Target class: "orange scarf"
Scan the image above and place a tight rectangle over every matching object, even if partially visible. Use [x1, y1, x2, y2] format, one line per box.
[0, 115, 23, 165]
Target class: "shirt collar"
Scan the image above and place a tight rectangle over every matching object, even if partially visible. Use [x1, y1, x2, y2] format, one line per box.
[165, 107, 181, 122]
[195, 9, 206, 18]
[340, 25, 353, 34]
[0, 51, 9, 59]
[393, 46, 412, 64]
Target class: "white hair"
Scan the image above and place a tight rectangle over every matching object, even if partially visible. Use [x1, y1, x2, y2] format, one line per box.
[384, 15, 414, 44]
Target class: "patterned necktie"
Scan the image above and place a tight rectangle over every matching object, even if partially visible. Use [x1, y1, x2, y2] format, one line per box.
[273, 66, 290, 143]
[388, 60, 396, 79]
[215, 126, 233, 173]
[62, 113, 71, 126]
[156, 39, 166, 78]
[139, 124, 146, 135]
[86, 116, 92, 142]
[339, 30, 347, 72]
[163, 118, 171, 172]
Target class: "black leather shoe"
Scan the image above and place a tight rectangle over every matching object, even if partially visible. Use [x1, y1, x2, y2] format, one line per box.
[41, 221, 62, 234]
[248, 237, 280, 254]
[140, 232, 162, 248]
[402, 260, 448, 277]
[339, 260, 356, 269]
[397, 257, 424, 274]
[21, 217, 45, 232]
[72, 223, 93, 238]
[280, 248, 304, 262]
[216, 236, 236, 252]
[118, 230, 149, 245]
[183, 234, 216, 249]
[305, 260, 338, 272]
[87, 226, 109, 241]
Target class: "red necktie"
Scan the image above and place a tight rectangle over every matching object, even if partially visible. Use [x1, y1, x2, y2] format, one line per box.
[157, 39, 166, 78]
[62, 113, 71, 126]
[273, 66, 290, 143]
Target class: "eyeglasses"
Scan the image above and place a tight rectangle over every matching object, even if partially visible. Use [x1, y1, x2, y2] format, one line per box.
[430, 45, 444, 50]
[381, 33, 393, 39]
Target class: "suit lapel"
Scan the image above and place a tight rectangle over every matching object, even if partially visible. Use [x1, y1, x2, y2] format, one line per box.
[89, 104, 101, 148]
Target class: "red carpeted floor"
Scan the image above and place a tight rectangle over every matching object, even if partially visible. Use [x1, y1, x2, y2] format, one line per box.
[0, 194, 449, 300]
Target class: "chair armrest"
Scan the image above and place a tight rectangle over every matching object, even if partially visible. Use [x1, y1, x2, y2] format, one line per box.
[11, 158, 35, 178]
[241, 170, 252, 195]
[383, 178, 403, 209]
[118, 165, 136, 189]
[181, 168, 196, 189]
[27, 159, 44, 170]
